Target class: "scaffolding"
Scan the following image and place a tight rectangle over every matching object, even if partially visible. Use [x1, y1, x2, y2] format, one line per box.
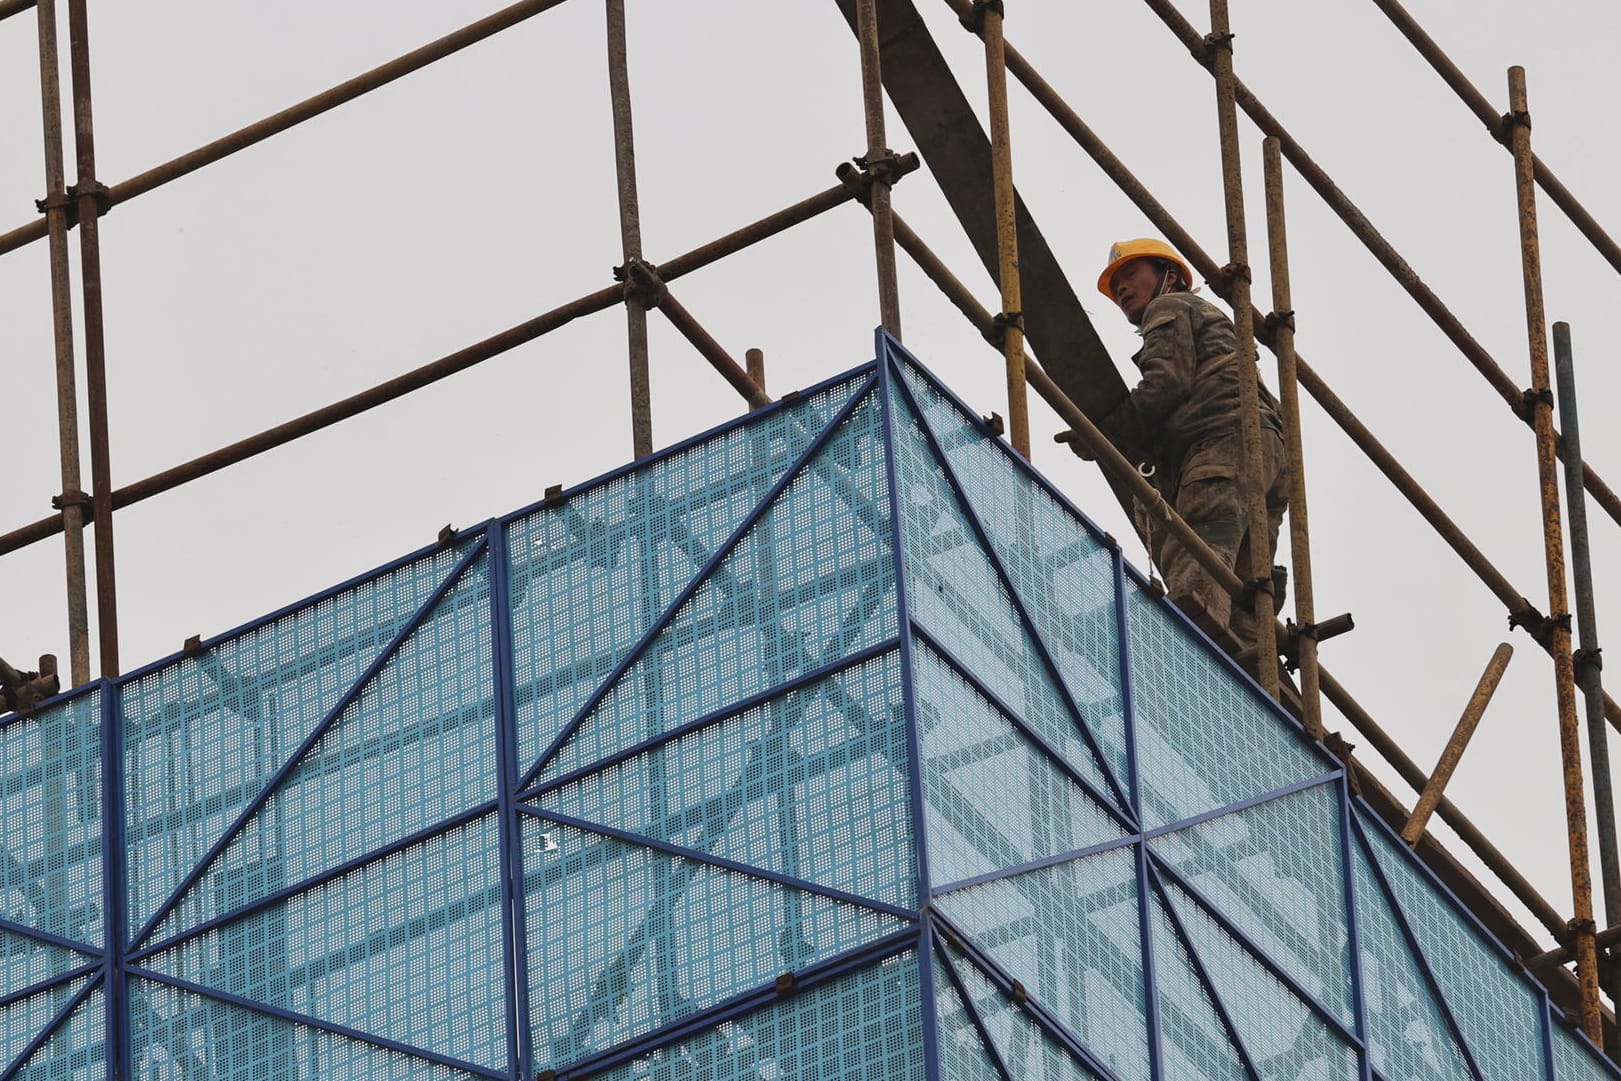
[3, 0, 1621, 1070]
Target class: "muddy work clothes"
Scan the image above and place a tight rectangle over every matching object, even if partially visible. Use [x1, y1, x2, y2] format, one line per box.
[1099, 291, 1288, 638]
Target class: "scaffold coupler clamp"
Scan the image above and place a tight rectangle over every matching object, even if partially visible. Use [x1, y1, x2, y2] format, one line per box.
[958, 0, 1004, 33]
[1263, 309, 1296, 341]
[834, 150, 920, 206]
[1508, 602, 1565, 649]
[1515, 385, 1554, 423]
[1495, 107, 1533, 147]
[0, 654, 59, 716]
[1195, 30, 1236, 67]
[1212, 261, 1251, 302]
[52, 488, 91, 515]
[1574, 646, 1603, 681]
[616, 257, 666, 311]
[986, 309, 1023, 349]
[67, 179, 111, 219]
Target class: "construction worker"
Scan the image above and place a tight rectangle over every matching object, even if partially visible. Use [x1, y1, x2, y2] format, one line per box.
[1086, 238, 1288, 645]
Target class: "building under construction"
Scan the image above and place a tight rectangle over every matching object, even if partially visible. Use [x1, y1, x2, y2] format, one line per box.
[3, 1, 1621, 1078]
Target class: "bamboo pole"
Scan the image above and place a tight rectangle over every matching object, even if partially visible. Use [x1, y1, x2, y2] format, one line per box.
[1506, 66, 1600, 1042]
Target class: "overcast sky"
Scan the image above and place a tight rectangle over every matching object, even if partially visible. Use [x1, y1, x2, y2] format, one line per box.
[4, 0, 1620, 956]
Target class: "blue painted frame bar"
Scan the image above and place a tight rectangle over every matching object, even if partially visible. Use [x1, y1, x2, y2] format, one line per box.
[931, 834, 1140, 897]
[0, 963, 100, 1012]
[486, 521, 532, 1081]
[129, 534, 492, 951]
[1540, 993, 1559, 1081]
[1336, 777, 1376, 1081]
[518, 805, 917, 921]
[930, 935, 1016, 1081]
[930, 908, 1124, 1081]
[0, 976, 100, 1081]
[0, 918, 102, 958]
[520, 370, 880, 792]
[886, 353, 1137, 823]
[1150, 853, 1363, 1047]
[1114, 552, 1143, 828]
[1137, 840, 1166, 1081]
[910, 623, 1138, 835]
[125, 965, 507, 1080]
[879, 336, 942, 1081]
[103, 684, 129, 1081]
[523, 637, 900, 801]
[1349, 815, 1488, 1081]
[548, 928, 919, 1080]
[1144, 861, 1263, 1081]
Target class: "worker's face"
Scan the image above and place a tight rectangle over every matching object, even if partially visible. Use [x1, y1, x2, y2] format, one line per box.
[1110, 258, 1166, 327]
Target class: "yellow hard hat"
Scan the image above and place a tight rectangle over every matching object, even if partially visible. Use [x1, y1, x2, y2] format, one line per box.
[1097, 238, 1193, 299]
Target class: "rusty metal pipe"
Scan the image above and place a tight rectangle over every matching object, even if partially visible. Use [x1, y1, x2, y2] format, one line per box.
[1508, 66, 1600, 1041]
[33, 0, 90, 687]
[1262, 137, 1320, 737]
[1554, 321, 1621, 1005]
[652, 291, 772, 410]
[65, 0, 118, 678]
[1529, 924, 1621, 971]
[0, 183, 855, 559]
[605, 0, 652, 459]
[956, 15, 1621, 739]
[1401, 643, 1513, 846]
[1207, 0, 1280, 696]
[1368, 0, 1621, 279]
[854, 0, 902, 337]
[888, 206, 1572, 941]
[0, 0, 573, 259]
[0, 0, 36, 20]
[746, 348, 767, 408]
[1135, 0, 1621, 533]
[979, 1, 1029, 459]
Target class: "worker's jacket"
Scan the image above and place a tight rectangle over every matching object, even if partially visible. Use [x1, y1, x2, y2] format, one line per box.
[1100, 290, 1283, 497]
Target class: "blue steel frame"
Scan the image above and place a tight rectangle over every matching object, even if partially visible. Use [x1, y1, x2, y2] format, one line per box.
[1, 336, 1616, 1081]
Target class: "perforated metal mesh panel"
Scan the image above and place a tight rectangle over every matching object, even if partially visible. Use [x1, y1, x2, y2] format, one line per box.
[1159, 875, 1360, 1079]
[539, 650, 913, 908]
[506, 373, 873, 774]
[6, 346, 1617, 1080]
[940, 940, 1103, 1081]
[590, 950, 926, 1081]
[128, 979, 487, 1080]
[936, 847, 1150, 1081]
[890, 381, 1121, 815]
[1124, 579, 1328, 830]
[1150, 783, 1354, 1025]
[1361, 812, 1549, 1081]
[915, 640, 1124, 889]
[895, 362, 1130, 804]
[122, 547, 467, 942]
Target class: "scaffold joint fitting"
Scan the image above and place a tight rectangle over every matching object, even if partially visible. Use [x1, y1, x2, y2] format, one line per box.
[1216, 262, 1252, 290]
[958, 0, 1004, 32]
[1518, 386, 1554, 420]
[1010, 979, 1028, 1005]
[775, 972, 797, 996]
[1201, 31, 1236, 57]
[617, 258, 667, 311]
[853, 148, 906, 188]
[980, 412, 1005, 438]
[1264, 309, 1296, 336]
[67, 179, 111, 218]
[34, 191, 72, 216]
[437, 524, 457, 546]
[987, 309, 1024, 347]
[51, 489, 91, 511]
[1574, 647, 1603, 678]
[1499, 109, 1532, 139]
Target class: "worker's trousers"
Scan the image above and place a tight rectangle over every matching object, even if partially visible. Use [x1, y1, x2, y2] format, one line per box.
[1148, 428, 1289, 643]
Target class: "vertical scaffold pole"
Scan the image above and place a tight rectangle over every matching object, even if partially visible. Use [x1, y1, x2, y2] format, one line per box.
[65, 0, 119, 677]
[1506, 65, 1602, 1043]
[854, 0, 902, 337]
[605, 0, 652, 458]
[1554, 321, 1621, 1009]
[1206, 0, 1279, 696]
[34, 0, 91, 686]
[979, 0, 1030, 459]
[1261, 136, 1319, 736]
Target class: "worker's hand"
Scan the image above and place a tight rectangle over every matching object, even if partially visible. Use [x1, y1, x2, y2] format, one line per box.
[1054, 429, 1096, 461]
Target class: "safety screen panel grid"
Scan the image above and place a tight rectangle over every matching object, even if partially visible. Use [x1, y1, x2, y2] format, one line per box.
[0, 341, 1610, 1081]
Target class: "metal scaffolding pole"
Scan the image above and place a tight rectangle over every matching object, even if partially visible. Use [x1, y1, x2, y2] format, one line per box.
[64, 0, 118, 677]
[0, 0, 574, 259]
[1369, 0, 1621, 279]
[1206, 0, 1279, 696]
[0, 181, 855, 561]
[1135, 0, 1621, 534]
[976, 0, 1029, 459]
[0, 0, 36, 20]
[605, 0, 653, 459]
[1261, 137, 1317, 734]
[33, 0, 90, 687]
[854, 0, 903, 337]
[1507, 66, 1600, 1042]
[1554, 321, 1621, 1007]
[1401, 643, 1513, 846]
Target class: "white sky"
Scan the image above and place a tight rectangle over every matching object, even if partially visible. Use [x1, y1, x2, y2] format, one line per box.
[3, 0, 1620, 960]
